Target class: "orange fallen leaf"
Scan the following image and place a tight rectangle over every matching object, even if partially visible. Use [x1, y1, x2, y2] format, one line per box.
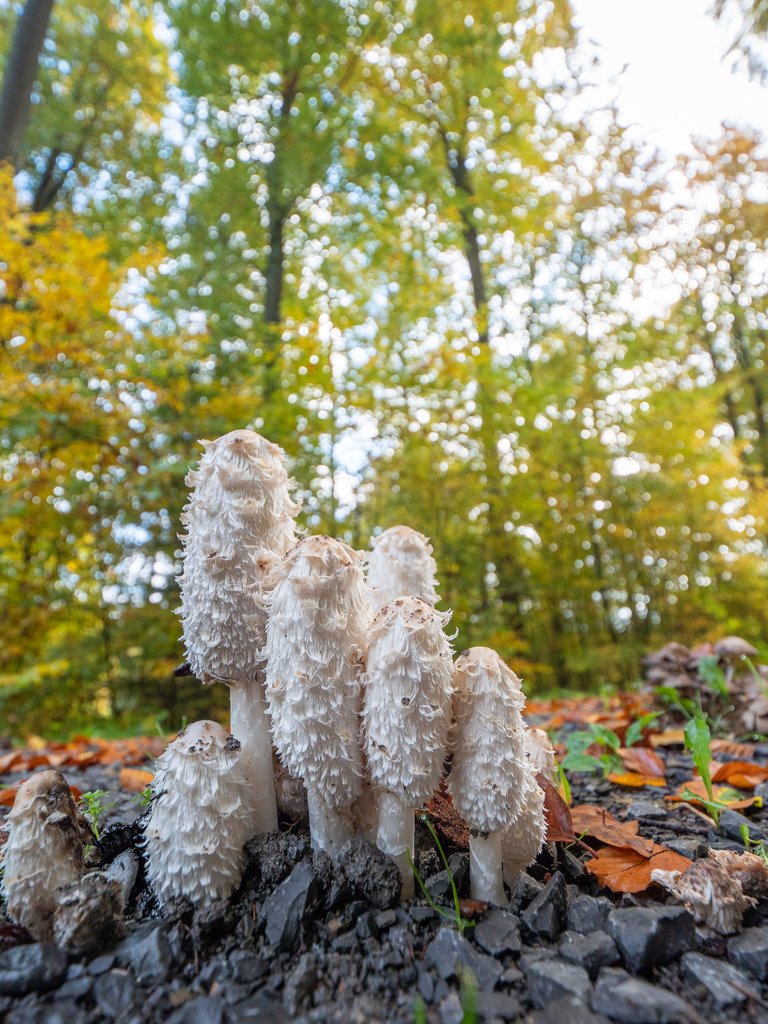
[649, 729, 685, 748]
[607, 772, 666, 788]
[458, 898, 488, 919]
[0, 787, 17, 806]
[570, 805, 656, 857]
[119, 768, 154, 792]
[711, 738, 756, 760]
[618, 747, 665, 779]
[711, 760, 768, 789]
[585, 843, 692, 894]
[665, 778, 758, 811]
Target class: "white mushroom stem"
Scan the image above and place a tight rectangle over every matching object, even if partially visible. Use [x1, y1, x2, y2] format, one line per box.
[470, 832, 506, 905]
[230, 683, 277, 834]
[367, 525, 440, 615]
[306, 788, 355, 859]
[363, 597, 454, 899]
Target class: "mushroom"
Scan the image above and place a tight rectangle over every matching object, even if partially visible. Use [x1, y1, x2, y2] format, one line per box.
[178, 429, 300, 835]
[363, 596, 454, 898]
[264, 537, 368, 857]
[501, 772, 547, 888]
[367, 526, 439, 615]
[1, 770, 85, 940]
[448, 647, 532, 904]
[145, 721, 252, 908]
[524, 726, 557, 783]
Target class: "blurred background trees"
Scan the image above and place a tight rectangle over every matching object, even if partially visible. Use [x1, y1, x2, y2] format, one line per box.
[1, 0, 767, 735]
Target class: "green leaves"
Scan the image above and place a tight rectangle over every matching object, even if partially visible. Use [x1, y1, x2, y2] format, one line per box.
[684, 717, 715, 804]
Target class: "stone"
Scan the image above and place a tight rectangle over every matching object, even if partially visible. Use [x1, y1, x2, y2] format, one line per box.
[0, 943, 68, 996]
[592, 968, 694, 1023]
[665, 838, 707, 860]
[521, 871, 568, 941]
[426, 853, 469, 903]
[245, 830, 311, 889]
[375, 909, 397, 931]
[88, 954, 116, 975]
[424, 926, 503, 989]
[228, 950, 269, 985]
[93, 970, 136, 1018]
[283, 953, 317, 1014]
[102, 850, 139, 908]
[53, 871, 124, 958]
[607, 906, 695, 974]
[439, 990, 465, 1024]
[262, 860, 319, 953]
[680, 951, 757, 1009]
[559, 930, 620, 978]
[508, 872, 543, 912]
[475, 989, 521, 1021]
[6, 1000, 88, 1024]
[410, 906, 438, 924]
[115, 924, 174, 984]
[560, 849, 589, 883]
[337, 837, 402, 909]
[474, 909, 521, 957]
[57, 974, 93, 1000]
[567, 895, 613, 935]
[532, 994, 610, 1024]
[728, 927, 768, 980]
[524, 958, 592, 1008]
[167, 996, 224, 1024]
[718, 809, 767, 843]
[626, 801, 667, 821]
[311, 849, 354, 912]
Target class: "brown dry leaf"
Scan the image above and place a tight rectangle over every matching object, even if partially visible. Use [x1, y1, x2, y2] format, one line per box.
[426, 785, 470, 850]
[711, 760, 768, 789]
[607, 772, 666, 788]
[0, 787, 17, 806]
[458, 898, 488, 919]
[119, 768, 154, 792]
[570, 804, 656, 856]
[711, 738, 756, 760]
[665, 778, 758, 811]
[538, 776, 576, 843]
[618, 747, 665, 778]
[586, 843, 693, 894]
[649, 728, 686, 748]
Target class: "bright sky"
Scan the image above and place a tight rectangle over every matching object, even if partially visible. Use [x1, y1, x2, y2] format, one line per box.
[572, 0, 768, 154]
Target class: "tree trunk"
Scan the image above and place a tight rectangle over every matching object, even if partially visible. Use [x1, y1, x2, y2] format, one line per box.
[0, 0, 55, 167]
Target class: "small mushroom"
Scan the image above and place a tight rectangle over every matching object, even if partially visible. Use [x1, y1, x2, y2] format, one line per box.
[145, 721, 252, 908]
[449, 647, 531, 904]
[501, 773, 547, 887]
[367, 526, 440, 615]
[363, 596, 454, 898]
[178, 429, 300, 835]
[264, 537, 368, 857]
[524, 726, 557, 782]
[1, 770, 85, 940]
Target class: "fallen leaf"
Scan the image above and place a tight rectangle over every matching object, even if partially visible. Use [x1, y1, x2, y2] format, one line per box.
[119, 768, 154, 793]
[711, 761, 768, 789]
[0, 787, 17, 806]
[665, 778, 759, 811]
[711, 738, 756, 760]
[538, 776, 576, 843]
[570, 804, 656, 857]
[585, 843, 692, 894]
[618, 747, 665, 779]
[649, 729, 686, 748]
[426, 785, 470, 850]
[607, 772, 666, 788]
[458, 898, 488, 919]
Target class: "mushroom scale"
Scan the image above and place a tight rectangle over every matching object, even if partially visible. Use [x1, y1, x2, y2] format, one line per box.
[367, 526, 440, 615]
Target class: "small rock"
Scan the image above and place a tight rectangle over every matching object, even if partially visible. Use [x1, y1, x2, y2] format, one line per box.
[567, 895, 612, 935]
[53, 872, 124, 958]
[418, 969, 435, 1002]
[89, 954, 115, 975]
[592, 968, 694, 1023]
[311, 849, 354, 912]
[57, 974, 93, 1000]
[718, 809, 766, 843]
[728, 927, 768, 980]
[559, 849, 589, 883]
[228, 950, 269, 985]
[532, 994, 610, 1024]
[522, 871, 568, 941]
[0, 943, 68, 996]
[439, 990, 465, 1024]
[167, 996, 224, 1024]
[374, 909, 397, 931]
[665, 838, 707, 860]
[93, 970, 136, 1018]
[337, 837, 402, 909]
[694, 926, 726, 958]
[245, 830, 310, 889]
[262, 860, 319, 953]
[559, 930, 620, 978]
[426, 854, 469, 903]
[524, 958, 592, 1008]
[508, 872, 543, 912]
[680, 951, 757, 1009]
[226, 992, 290, 1023]
[476, 989, 521, 1021]
[424, 926, 503, 989]
[608, 906, 695, 974]
[6, 1000, 87, 1024]
[626, 801, 667, 821]
[474, 909, 521, 957]
[283, 953, 317, 1014]
[410, 906, 438, 924]
[115, 924, 174, 984]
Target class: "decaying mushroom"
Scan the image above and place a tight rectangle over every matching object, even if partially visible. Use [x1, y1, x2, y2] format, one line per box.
[367, 526, 439, 615]
[145, 721, 252, 907]
[363, 596, 454, 897]
[178, 429, 300, 834]
[501, 772, 547, 887]
[1, 770, 85, 940]
[449, 647, 532, 904]
[265, 537, 368, 856]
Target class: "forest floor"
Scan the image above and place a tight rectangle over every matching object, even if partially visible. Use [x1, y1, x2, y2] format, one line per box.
[2, 694, 768, 1024]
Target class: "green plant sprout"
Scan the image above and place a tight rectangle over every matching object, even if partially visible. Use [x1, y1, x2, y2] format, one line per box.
[679, 716, 753, 825]
[408, 813, 473, 936]
[132, 785, 153, 809]
[555, 761, 571, 805]
[78, 789, 114, 840]
[413, 975, 477, 1024]
[740, 823, 768, 865]
[625, 711, 661, 748]
[697, 655, 730, 700]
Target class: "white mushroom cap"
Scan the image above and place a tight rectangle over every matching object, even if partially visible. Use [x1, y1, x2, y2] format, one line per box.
[448, 647, 529, 834]
[145, 721, 252, 907]
[363, 596, 454, 805]
[367, 526, 439, 614]
[1, 770, 84, 940]
[501, 771, 547, 883]
[178, 429, 300, 687]
[264, 536, 368, 809]
[524, 727, 557, 783]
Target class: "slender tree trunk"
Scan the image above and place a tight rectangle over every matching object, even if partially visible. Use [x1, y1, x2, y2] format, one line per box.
[0, 0, 55, 167]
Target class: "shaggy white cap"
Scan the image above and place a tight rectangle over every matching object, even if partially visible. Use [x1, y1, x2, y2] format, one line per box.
[525, 727, 557, 782]
[265, 536, 368, 809]
[501, 772, 547, 880]
[1, 770, 84, 940]
[178, 429, 300, 686]
[449, 647, 529, 834]
[146, 721, 252, 907]
[363, 596, 454, 805]
[367, 526, 440, 614]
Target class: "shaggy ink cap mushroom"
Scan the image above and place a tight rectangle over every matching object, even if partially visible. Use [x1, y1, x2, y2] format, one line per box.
[1, 770, 85, 940]
[177, 429, 301, 835]
[146, 721, 252, 908]
[501, 771, 546, 888]
[265, 536, 369, 856]
[367, 525, 440, 615]
[449, 646, 532, 903]
[363, 596, 454, 896]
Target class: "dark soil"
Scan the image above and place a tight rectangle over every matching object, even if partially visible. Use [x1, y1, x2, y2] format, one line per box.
[2, 748, 768, 1024]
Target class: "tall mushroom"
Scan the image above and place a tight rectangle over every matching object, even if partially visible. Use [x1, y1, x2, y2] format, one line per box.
[264, 536, 368, 857]
[363, 596, 454, 898]
[145, 721, 252, 907]
[449, 647, 531, 904]
[501, 771, 547, 887]
[1, 770, 85, 940]
[367, 526, 439, 615]
[178, 429, 300, 835]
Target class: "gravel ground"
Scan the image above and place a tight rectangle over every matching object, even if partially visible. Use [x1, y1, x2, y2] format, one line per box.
[2, 750, 768, 1024]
